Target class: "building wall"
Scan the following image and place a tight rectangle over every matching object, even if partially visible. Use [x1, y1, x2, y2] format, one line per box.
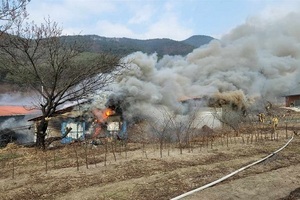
[182, 99, 222, 129]
[61, 120, 86, 143]
[32, 118, 61, 142]
[285, 95, 300, 107]
[192, 107, 222, 129]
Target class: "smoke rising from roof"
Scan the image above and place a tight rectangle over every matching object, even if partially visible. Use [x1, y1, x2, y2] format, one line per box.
[109, 11, 300, 120]
[0, 117, 34, 145]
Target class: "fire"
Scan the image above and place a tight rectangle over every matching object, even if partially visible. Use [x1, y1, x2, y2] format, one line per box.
[92, 107, 115, 123]
[104, 108, 114, 117]
[91, 107, 115, 138]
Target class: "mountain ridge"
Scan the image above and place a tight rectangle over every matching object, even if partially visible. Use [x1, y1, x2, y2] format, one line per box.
[63, 34, 215, 57]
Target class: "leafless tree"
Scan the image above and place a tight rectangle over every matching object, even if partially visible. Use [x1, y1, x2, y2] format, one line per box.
[179, 99, 219, 151]
[0, 0, 29, 34]
[0, 18, 126, 148]
[173, 120, 186, 154]
[146, 107, 173, 158]
[171, 109, 200, 153]
[212, 104, 247, 146]
[146, 102, 203, 155]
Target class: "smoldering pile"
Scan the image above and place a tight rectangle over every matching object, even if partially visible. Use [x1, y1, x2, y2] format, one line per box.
[0, 117, 34, 147]
[207, 90, 250, 111]
[0, 129, 18, 147]
[0, 128, 32, 147]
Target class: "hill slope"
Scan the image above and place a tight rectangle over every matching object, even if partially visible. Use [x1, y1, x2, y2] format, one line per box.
[0, 34, 215, 88]
[181, 35, 215, 47]
[63, 34, 215, 57]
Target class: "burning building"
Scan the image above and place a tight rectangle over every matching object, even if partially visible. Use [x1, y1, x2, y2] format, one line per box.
[28, 100, 92, 144]
[0, 105, 37, 146]
[284, 89, 300, 108]
[25, 95, 128, 146]
[91, 98, 127, 141]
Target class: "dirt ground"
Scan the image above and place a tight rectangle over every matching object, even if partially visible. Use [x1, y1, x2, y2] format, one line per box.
[0, 130, 299, 200]
[184, 164, 300, 200]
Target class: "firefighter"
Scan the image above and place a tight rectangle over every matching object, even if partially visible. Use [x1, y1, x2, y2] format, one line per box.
[258, 113, 265, 123]
[271, 116, 279, 129]
[271, 116, 279, 140]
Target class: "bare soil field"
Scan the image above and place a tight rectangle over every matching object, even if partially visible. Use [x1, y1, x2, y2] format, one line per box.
[0, 130, 299, 200]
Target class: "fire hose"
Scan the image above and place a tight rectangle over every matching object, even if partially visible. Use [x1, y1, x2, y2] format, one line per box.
[171, 136, 294, 200]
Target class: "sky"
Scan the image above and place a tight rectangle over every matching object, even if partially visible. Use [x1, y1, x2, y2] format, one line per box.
[26, 0, 300, 41]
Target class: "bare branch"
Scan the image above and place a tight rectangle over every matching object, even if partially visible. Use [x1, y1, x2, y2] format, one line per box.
[0, 0, 29, 34]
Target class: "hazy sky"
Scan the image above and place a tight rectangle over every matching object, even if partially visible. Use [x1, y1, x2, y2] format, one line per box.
[26, 0, 300, 40]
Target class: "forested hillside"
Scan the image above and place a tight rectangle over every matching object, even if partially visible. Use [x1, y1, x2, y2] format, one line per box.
[0, 34, 214, 90]
[63, 34, 215, 57]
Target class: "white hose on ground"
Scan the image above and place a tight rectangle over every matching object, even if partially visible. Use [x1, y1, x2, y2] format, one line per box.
[171, 136, 294, 200]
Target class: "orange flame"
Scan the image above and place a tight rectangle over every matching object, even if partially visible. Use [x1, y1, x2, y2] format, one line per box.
[91, 107, 115, 138]
[104, 108, 114, 117]
[92, 107, 115, 124]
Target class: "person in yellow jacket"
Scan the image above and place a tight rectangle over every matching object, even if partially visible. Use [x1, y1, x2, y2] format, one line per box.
[258, 113, 265, 123]
[271, 116, 279, 140]
[271, 116, 278, 129]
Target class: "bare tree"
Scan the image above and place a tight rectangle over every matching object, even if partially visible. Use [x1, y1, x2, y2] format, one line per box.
[0, 0, 29, 34]
[177, 99, 217, 151]
[173, 120, 186, 154]
[0, 18, 126, 148]
[171, 110, 199, 153]
[148, 119, 170, 158]
[212, 104, 247, 146]
[146, 107, 173, 158]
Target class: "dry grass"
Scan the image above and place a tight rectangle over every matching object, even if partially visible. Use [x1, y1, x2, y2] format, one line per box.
[0, 129, 299, 200]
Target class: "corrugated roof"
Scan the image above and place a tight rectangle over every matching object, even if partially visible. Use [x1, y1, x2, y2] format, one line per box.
[0, 106, 36, 116]
[27, 99, 90, 121]
[27, 106, 73, 121]
[284, 87, 300, 97]
[179, 96, 202, 102]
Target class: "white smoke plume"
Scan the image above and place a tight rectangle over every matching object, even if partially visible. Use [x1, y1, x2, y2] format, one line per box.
[0, 117, 34, 144]
[107, 11, 300, 120]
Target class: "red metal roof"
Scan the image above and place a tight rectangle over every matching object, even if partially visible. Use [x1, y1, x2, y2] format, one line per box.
[0, 106, 36, 116]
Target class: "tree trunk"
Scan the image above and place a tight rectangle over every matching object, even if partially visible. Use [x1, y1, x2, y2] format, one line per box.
[36, 133, 45, 149]
[36, 118, 48, 149]
[36, 117, 72, 149]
